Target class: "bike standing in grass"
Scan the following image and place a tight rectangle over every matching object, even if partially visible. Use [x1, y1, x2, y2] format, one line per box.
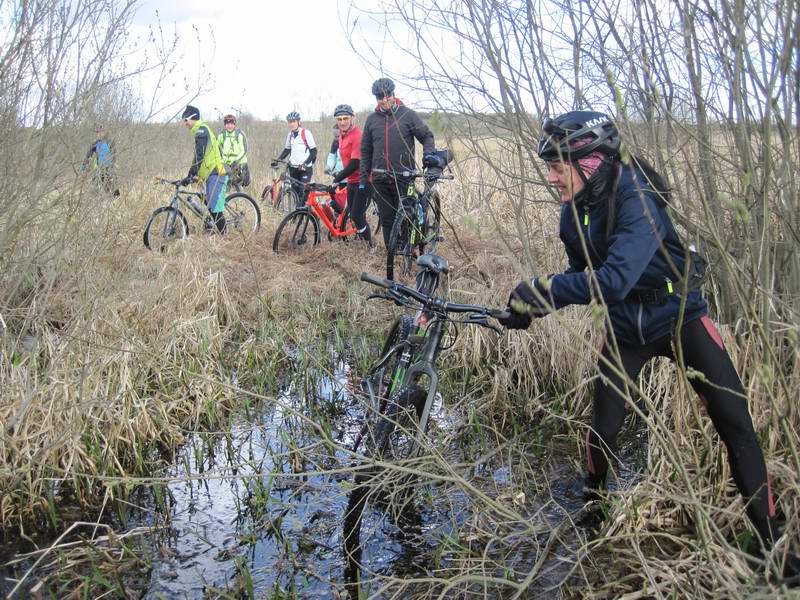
[180, 105, 228, 233]
[359, 78, 442, 251]
[82, 125, 120, 196]
[272, 111, 316, 206]
[217, 114, 251, 189]
[328, 104, 374, 247]
[499, 110, 798, 581]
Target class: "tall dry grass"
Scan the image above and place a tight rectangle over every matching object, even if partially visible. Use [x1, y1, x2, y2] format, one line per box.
[2, 1, 799, 598]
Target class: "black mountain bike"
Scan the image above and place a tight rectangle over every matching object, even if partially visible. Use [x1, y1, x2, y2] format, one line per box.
[143, 178, 261, 251]
[376, 168, 452, 281]
[343, 254, 508, 583]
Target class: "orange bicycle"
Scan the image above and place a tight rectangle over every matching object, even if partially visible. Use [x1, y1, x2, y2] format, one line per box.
[272, 183, 380, 253]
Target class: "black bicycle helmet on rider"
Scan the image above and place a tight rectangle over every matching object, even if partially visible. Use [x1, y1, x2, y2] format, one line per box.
[333, 104, 354, 117]
[286, 111, 301, 121]
[371, 77, 395, 98]
[537, 111, 620, 162]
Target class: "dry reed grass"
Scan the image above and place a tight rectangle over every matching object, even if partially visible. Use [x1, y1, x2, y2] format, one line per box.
[1, 120, 798, 598]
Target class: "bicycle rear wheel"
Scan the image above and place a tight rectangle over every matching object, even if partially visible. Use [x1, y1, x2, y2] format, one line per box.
[224, 192, 261, 235]
[367, 315, 415, 403]
[387, 211, 413, 281]
[272, 209, 320, 253]
[366, 198, 382, 241]
[143, 206, 189, 251]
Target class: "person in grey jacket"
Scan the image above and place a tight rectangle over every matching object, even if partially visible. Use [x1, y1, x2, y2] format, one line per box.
[359, 78, 441, 249]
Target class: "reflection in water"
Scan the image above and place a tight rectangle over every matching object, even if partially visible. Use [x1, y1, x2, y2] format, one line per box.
[132, 354, 633, 597]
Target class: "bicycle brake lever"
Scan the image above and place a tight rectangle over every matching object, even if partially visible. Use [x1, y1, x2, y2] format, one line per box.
[468, 314, 503, 335]
[367, 293, 388, 302]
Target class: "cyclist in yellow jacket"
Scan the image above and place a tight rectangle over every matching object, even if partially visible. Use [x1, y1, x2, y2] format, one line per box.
[218, 114, 251, 188]
[181, 105, 228, 233]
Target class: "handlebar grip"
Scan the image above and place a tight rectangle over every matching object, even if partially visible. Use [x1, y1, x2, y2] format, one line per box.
[360, 272, 393, 289]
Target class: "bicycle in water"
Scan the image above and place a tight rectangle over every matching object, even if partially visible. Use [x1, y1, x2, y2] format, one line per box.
[343, 254, 508, 583]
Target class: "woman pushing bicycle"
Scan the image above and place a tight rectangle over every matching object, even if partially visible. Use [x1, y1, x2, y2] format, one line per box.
[180, 105, 228, 233]
[499, 110, 798, 581]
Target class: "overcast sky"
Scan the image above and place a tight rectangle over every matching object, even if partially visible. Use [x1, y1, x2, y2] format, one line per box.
[130, 0, 418, 121]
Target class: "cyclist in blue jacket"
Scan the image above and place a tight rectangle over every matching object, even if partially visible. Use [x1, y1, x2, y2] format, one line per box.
[501, 110, 796, 579]
[82, 125, 120, 196]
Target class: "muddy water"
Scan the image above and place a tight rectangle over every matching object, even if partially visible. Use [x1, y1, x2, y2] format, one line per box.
[133, 358, 626, 599]
[1, 356, 644, 598]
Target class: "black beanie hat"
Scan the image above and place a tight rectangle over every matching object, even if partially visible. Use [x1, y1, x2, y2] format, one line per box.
[182, 105, 200, 120]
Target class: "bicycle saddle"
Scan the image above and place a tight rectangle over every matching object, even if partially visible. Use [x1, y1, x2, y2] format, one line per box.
[416, 253, 449, 274]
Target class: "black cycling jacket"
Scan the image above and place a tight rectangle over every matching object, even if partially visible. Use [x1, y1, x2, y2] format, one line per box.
[359, 99, 435, 185]
[550, 162, 706, 345]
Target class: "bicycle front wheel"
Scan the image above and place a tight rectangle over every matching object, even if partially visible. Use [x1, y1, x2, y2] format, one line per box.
[224, 192, 261, 235]
[273, 209, 320, 253]
[368, 385, 427, 462]
[143, 206, 189, 251]
[422, 189, 443, 252]
[387, 212, 413, 281]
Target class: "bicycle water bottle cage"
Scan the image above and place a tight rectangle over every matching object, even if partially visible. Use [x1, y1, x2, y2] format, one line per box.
[416, 254, 449, 274]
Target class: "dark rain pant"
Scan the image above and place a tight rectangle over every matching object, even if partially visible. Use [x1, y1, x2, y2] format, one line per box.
[289, 166, 311, 207]
[344, 184, 372, 242]
[587, 315, 776, 543]
[372, 178, 412, 248]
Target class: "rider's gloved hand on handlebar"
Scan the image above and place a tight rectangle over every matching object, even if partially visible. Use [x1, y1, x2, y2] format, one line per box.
[423, 153, 445, 169]
[499, 277, 554, 329]
[498, 302, 532, 330]
[270, 159, 280, 168]
[180, 174, 196, 186]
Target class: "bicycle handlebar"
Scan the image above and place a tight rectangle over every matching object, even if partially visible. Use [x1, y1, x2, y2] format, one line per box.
[155, 177, 182, 186]
[360, 272, 509, 320]
[371, 168, 454, 181]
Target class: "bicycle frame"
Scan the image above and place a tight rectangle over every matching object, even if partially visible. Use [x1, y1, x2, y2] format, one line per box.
[362, 273, 447, 452]
[305, 188, 357, 239]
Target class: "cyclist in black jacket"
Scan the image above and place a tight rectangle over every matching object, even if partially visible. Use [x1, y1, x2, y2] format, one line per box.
[359, 78, 441, 248]
[501, 110, 798, 582]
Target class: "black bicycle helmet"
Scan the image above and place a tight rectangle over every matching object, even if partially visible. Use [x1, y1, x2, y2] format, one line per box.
[371, 77, 395, 98]
[333, 104, 354, 117]
[537, 111, 620, 161]
[286, 111, 301, 121]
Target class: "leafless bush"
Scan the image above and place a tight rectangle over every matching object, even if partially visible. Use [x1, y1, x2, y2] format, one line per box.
[347, 0, 800, 596]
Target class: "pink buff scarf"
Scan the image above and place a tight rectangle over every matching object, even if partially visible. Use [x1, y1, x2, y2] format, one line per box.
[571, 137, 605, 179]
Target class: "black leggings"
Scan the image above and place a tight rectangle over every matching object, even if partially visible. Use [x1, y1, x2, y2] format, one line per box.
[345, 184, 372, 242]
[288, 166, 311, 206]
[371, 179, 410, 248]
[587, 316, 776, 542]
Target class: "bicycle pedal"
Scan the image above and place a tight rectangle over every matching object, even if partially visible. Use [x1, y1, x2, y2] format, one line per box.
[435, 235, 446, 242]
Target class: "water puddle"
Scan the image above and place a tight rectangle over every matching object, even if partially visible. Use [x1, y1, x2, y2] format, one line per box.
[2, 351, 647, 598]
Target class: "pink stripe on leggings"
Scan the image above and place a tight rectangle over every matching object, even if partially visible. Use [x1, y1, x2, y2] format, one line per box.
[768, 479, 776, 518]
[700, 315, 724, 350]
[585, 429, 595, 474]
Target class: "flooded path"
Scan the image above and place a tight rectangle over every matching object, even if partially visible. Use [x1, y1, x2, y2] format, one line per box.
[2, 353, 645, 598]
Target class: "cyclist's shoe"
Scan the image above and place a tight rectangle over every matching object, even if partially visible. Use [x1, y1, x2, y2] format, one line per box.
[435, 234, 446, 243]
[203, 217, 214, 233]
[563, 474, 605, 504]
[367, 239, 377, 254]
